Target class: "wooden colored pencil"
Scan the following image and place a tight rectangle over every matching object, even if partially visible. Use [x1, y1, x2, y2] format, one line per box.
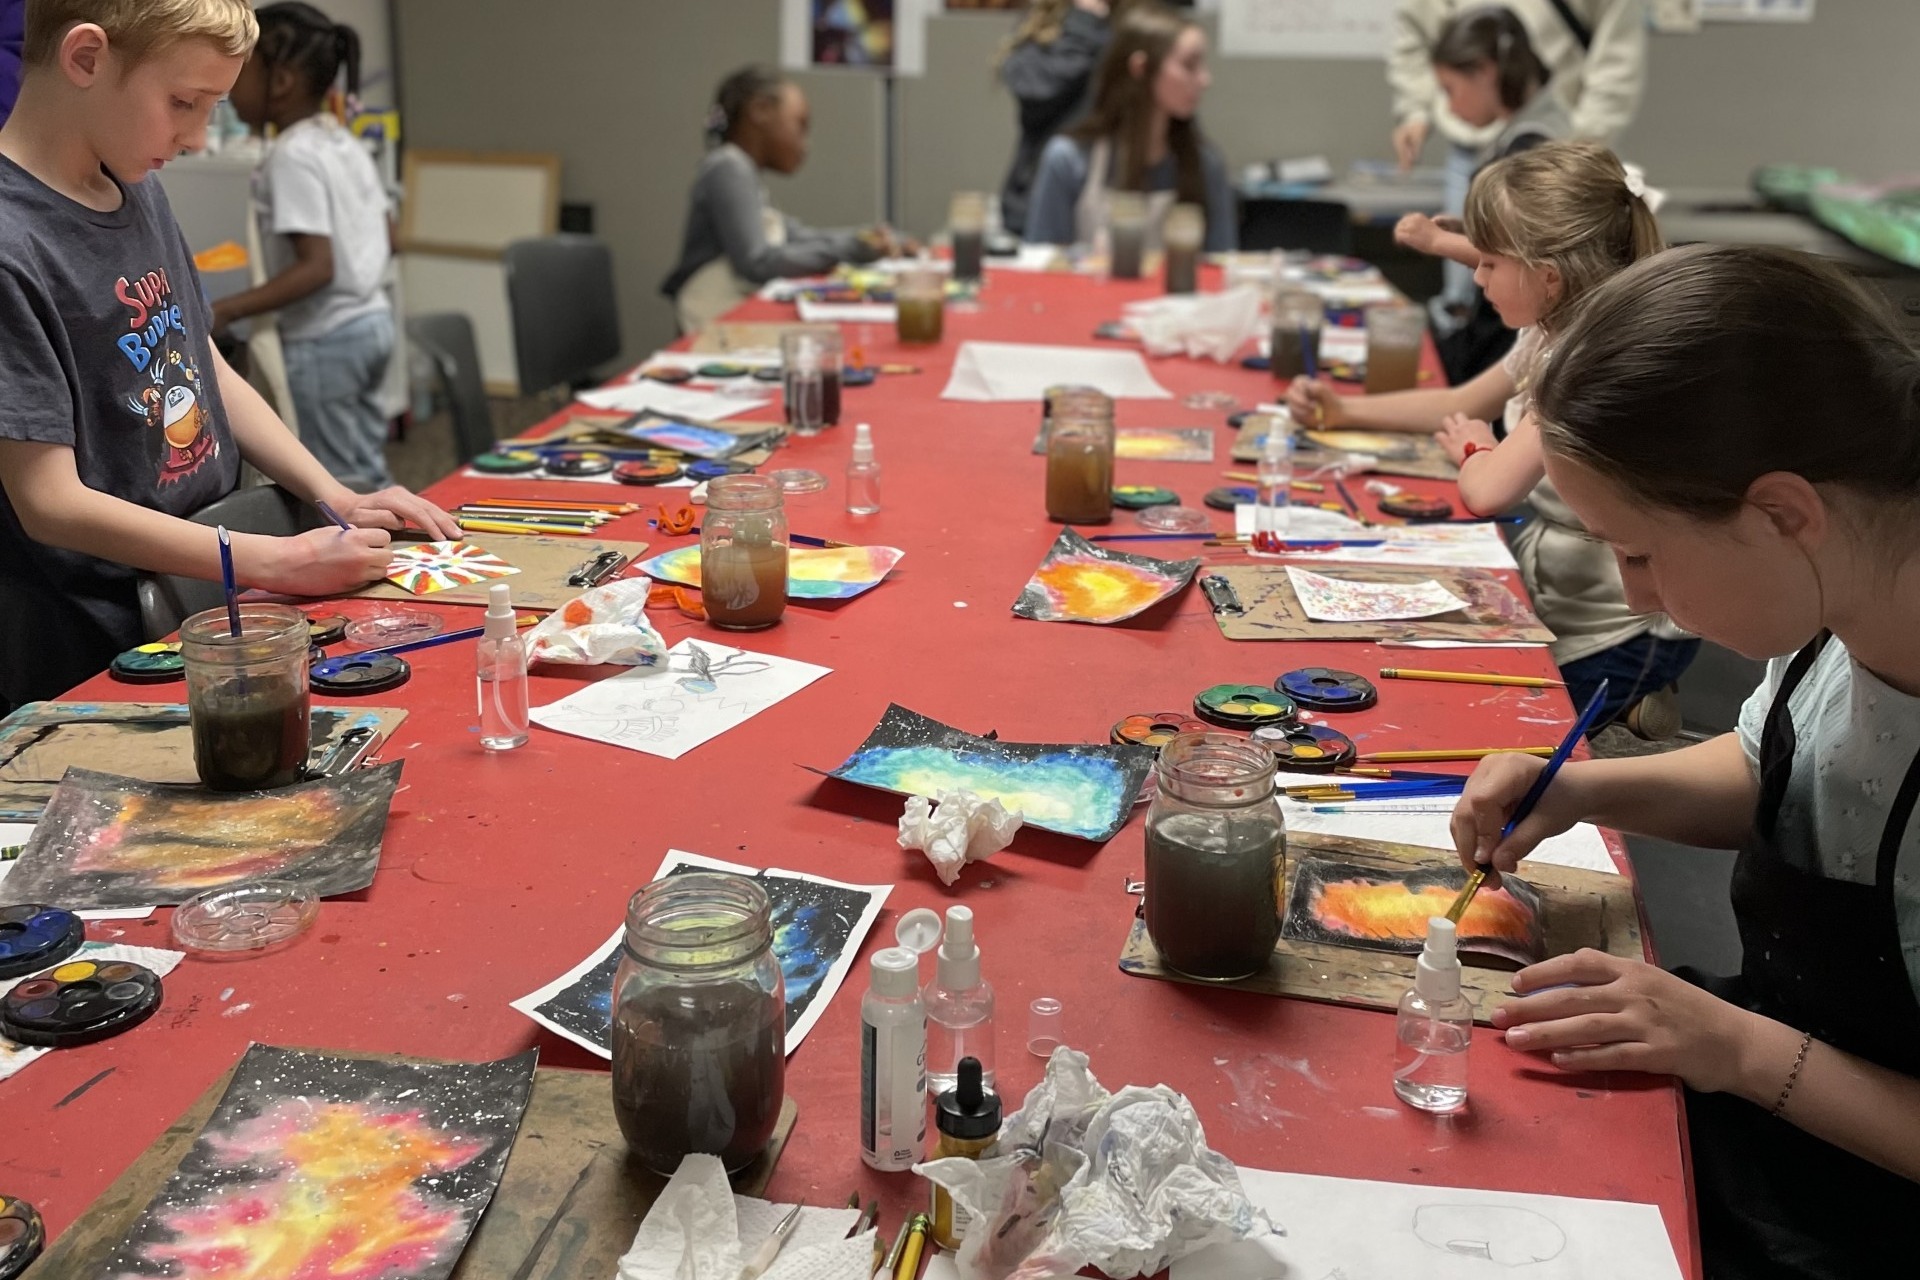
[456, 519, 594, 537]
[1379, 668, 1566, 689]
[1359, 746, 1556, 763]
[472, 498, 638, 512]
[1222, 471, 1324, 491]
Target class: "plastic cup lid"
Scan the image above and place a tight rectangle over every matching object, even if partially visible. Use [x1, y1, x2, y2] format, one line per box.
[1136, 505, 1212, 533]
[894, 907, 943, 955]
[345, 609, 442, 647]
[172, 881, 320, 954]
[768, 468, 829, 495]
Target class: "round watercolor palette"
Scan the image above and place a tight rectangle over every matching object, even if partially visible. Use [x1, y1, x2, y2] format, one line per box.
[614, 460, 685, 485]
[0, 958, 163, 1048]
[641, 365, 695, 384]
[1277, 667, 1379, 713]
[1253, 723, 1358, 772]
[1193, 685, 1297, 729]
[304, 612, 350, 646]
[109, 642, 184, 685]
[1112, 485, 1180, 511]
[471, 449, 542, 475]
[0, 1195, 45, 1280]
[841, 367, 878, 387]
[696, 362, 750, 379]
[545, 451, 614, 478]
[173, 881, 319, 954]
[310, 652, 411, 697]
[0, 904, 85, 981]
[752, 366, 786, 382]
[1379, 492, 1454, 522]
[1203, 486, 1259, 512]
[1112, 712, 1208, 749]
[687, 460, 752, 482]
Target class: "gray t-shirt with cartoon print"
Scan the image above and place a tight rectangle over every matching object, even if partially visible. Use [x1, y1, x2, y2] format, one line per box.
[0, 157, 238, 707]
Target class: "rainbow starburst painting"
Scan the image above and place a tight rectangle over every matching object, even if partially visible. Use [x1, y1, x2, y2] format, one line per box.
[1013, 529, 1199, 625]
[826, 704, 1154, 841]
[386, 541, 520, 595]
[98, 1045, 535, 1280]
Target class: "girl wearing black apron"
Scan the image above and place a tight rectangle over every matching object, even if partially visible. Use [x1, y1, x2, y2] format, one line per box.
[1449, 241, 1920, 1280]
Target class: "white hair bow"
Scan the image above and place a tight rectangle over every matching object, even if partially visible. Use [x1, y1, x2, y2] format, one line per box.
[1621, 163, 1666, 213]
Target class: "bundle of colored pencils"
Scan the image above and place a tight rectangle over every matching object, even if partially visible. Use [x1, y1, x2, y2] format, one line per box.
[452, 498, 638, 537]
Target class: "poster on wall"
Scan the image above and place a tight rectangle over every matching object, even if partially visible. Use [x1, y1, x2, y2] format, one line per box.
[1217, 0, 1397, 59]
[781, 0, 931, 74]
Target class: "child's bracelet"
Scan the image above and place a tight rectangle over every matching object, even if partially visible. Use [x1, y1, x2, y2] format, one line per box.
[1770, 1031, 1813, 1117]
[1461, 441, 1490, 461]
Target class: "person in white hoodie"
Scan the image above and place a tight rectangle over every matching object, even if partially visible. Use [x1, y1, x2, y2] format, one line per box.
[1388, 0, 1648, 328]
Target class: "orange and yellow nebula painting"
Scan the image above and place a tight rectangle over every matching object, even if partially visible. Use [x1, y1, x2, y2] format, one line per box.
[102, 1045, 535, 1280]
[1282, 856, 1545, 966]
[1014, 530, 1200, 625]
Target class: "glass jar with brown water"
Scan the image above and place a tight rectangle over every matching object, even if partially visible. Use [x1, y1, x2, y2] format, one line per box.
[700, 475, 789, 630]
[1044, 395, 1115, 525]
[180, 603, 311, 791]
[611, 871, 786, 1174]
[1143, 732, 1286, 981]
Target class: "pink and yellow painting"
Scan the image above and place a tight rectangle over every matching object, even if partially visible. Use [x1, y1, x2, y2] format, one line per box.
[386, 541, 520, 595]
[100, 1046, 534, 1280]
[0, 764, 402, 910]
[1282, 857, 1545, 967]
[637, 545, 904, 600]
[1115, 428, 1215, 463]
[1013, 529, 1199, 625]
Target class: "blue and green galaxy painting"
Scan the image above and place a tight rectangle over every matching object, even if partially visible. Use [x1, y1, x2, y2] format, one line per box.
[828, 704, 1154, 841]
[510, 850, 890, 1058]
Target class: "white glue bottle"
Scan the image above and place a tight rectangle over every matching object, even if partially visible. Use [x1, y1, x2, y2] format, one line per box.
[1393, 916, 1472, 1112]
[924, 906, 995, 1097]
[1250, 414, 1293, 555]
[847, 422, 881, 515]
[861, 946, 927, 1171]
[475, 582, 529, 751]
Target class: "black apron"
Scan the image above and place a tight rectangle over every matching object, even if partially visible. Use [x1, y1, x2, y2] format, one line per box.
[1684, 632, 1920, 1279]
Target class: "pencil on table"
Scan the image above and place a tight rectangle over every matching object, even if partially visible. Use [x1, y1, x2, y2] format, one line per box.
[1379, 668, 1566, 689]
[456, 519, 595, 537]
[1358, 746, 1557, 763]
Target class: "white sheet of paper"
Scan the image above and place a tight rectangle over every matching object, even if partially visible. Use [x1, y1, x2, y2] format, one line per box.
[0, 942, 185, 1081]
[942, 341, 1172, 402]
[515, 849, 889, 1061]
[1287, 567, 1468, 623]
[632, 349, 784, 373]
[1274, 767, 1620, 876]
[0, 825, 155, 919]
[797, 297, 896, 324]
[1174, 1167, 1683, 1279]
[1385, 639, 1547, 650]
[1235, 508, 1518, 569]
[459, 466, 694, 487]
[575, 381, 770, 420]
[530, 639, 831, 760]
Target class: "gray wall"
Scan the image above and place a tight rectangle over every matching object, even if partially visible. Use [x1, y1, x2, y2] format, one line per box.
[396, 0, 1920, 361]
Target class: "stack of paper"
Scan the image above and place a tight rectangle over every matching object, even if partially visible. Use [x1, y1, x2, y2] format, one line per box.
[942, 342, 1173, 401]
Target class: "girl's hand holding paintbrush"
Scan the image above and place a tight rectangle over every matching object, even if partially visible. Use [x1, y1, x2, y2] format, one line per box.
[1285, 376, 1345, 428]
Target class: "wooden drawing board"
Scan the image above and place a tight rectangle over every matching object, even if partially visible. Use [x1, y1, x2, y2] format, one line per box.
[0, 702, 408, 822]
[346, 534, 652, 611]
[26, 1052, 797, 1280]
[689, 322, 838, 355]
[1232, 416, 1459, 481]
[399, 150, 561, 258]
[1118, 830, 1641, 1025]
[521, 412, 786, 469]
[1205, 563, 1555, 644]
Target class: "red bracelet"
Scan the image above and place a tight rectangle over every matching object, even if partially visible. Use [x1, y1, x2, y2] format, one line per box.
[1461, 441, 1490, 460]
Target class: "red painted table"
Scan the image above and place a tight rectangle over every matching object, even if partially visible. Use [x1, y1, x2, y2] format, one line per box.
[1, 267, 1697, 1276]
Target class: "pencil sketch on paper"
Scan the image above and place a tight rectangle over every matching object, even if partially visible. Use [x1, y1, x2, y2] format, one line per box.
[528, 639, 831, 760]
[1413, 1204, 1568, 1266]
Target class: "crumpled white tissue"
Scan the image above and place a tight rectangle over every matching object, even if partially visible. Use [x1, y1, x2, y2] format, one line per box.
[524, 577, 669, 667]
[1125, 287, 1265, 364]
[916, 1048, 1274, 1280]
[615, 1153, 872, 1280]
[897, 790, 1023, 885]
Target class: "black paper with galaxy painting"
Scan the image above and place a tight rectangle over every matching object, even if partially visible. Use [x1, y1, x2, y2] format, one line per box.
[509, 851, 889, 1059]
[97, 1044, 535, 1280]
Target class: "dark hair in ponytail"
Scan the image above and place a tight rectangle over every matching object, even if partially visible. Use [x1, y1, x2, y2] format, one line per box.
[1431, 5, 1549, 112]
[708, 65, 789, 148]
[255, 1, 361, 99]
[1535, 244, 1920, 521]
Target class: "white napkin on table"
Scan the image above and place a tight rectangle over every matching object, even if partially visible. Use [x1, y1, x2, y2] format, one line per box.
[941, 342, 1172, 402]
[615, 1154, 873, 1280]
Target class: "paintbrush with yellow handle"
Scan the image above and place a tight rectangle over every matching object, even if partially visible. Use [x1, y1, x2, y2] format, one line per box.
[1445, 679, 1610, 923]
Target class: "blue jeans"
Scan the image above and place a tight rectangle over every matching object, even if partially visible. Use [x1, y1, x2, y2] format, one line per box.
[1563, 634, 1702, 730]
[1429, 142, 1479, 335]
[284, 309, 395, 491]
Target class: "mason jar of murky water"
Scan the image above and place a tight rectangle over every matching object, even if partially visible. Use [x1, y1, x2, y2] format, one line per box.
[611, 871, 786, 1174]
[1143, 732, 1286, 980]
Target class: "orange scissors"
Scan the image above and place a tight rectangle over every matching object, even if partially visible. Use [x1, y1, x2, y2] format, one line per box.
[647, 583, 706, 620]
[656, 503, 697, 537]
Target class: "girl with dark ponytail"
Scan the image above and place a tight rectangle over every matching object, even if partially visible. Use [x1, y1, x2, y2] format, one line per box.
[216, 2, 399, 491]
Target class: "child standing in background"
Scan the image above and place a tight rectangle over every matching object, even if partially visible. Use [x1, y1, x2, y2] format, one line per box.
[215, 1, 395, 492]
[995, 0, 1127, 240]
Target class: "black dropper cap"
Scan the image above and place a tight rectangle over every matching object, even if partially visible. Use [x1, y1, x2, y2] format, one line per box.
[934, 1056, 1001, 1141]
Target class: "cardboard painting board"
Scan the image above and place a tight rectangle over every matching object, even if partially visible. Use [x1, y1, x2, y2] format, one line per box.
[1205, 564, 1555, 644]
[1118, 830, 1642, 1025]
[0, 702, 408, 821]
[1232, 416, 1460, 481]
[347, 534, 652, 610]
[517, 411, 784, 468]
[688, 322, 837, 355]
[28, 1050, 797, 1280]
